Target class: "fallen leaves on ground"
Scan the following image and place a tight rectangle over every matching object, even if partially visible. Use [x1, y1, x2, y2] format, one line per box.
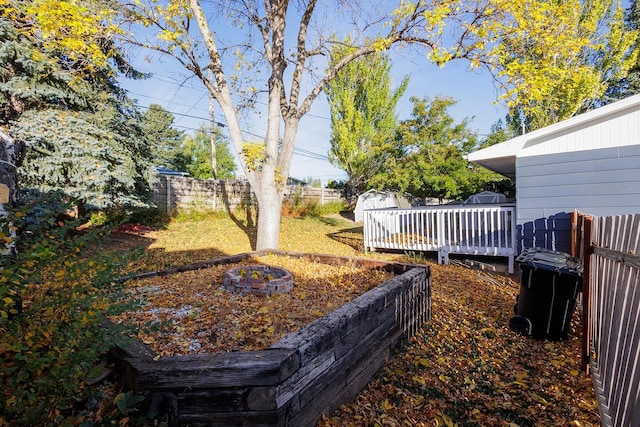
[112, 223, 156, 234]
[111, 254, 394, 356]
[99, 215, 600, 426]
[100, 215, 376, 275]
[319, 262, 600, 427]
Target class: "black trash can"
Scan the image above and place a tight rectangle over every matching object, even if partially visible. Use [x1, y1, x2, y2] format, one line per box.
[509, 248, 582, 340]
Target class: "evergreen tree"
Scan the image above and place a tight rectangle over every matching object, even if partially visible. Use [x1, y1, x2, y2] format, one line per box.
[173, 124, 236, 179]
[141, 104, 185, 168]
[0, 1, 156, 211]
[13, 107, 156, 210]
[0, 19, 88, 124]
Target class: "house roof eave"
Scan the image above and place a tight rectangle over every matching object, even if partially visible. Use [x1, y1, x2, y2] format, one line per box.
[466, 136, 526, 178]
[466, 93, 640, 178]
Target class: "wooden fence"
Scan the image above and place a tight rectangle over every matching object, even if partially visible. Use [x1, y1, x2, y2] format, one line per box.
[572, 211, 640, 427]
[363, 204, 517, 273]
[152, 176, 343, 214]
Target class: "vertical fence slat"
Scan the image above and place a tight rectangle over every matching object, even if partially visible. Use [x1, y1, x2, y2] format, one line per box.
[615, 266, 640, 426]
[581, 215, 593, 372]
[577, 211, 640, 427]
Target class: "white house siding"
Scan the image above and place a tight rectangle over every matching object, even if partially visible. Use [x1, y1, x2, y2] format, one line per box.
[516, 144, 640, 252]
[522, 105, 640, 157]
[467, 94, 640, 253]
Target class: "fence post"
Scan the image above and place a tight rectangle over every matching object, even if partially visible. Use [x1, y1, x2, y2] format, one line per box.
[213, 179, 217, 210]
[166, 177, 172, 214]
[509, 207, 517, 274]
[581, 215, 593, 373]
[436, 210, 444, 264]
[571, 211, 579, 257]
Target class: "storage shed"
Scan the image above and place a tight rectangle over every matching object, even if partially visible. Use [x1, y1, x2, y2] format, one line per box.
[467, 94, 640, 253]
[354, 190, 411, 222]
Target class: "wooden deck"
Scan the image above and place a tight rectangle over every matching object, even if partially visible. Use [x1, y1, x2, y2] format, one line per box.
[363, 204, 517, 274]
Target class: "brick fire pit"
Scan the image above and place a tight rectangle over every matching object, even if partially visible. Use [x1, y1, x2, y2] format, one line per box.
[223, 265, 293, 296]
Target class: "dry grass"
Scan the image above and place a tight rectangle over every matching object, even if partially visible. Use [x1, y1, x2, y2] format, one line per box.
[109, 212, 599, 426]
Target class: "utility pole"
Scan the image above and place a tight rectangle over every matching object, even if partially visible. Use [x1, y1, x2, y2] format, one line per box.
[208, 69, 218, 179]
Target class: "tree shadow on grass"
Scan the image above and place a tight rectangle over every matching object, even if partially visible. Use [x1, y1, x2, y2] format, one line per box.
[327, 225, 365, 252]
[96, 232, 233, 274]
[218, 180, 258, 250]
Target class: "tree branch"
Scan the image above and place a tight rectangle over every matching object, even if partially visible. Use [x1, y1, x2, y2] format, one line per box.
[287, 0, 317, 118]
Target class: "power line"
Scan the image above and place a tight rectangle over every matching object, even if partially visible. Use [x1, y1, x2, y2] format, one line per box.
[136, 104, 330, 161]
[126, 74, 337, 153]
[128, 72, 334, 121]
[139, 103, 227, 128]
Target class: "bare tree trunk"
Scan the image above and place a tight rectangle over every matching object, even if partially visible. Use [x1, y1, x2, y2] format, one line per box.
[254, 179, 285, 250]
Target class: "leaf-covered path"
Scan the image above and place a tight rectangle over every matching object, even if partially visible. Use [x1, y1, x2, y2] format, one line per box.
[321, 262, 600, 427]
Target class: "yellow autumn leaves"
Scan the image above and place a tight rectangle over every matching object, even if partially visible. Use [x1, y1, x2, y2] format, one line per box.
[113, 254, 394, 356]
[2, 0, 122, 74]
[390, 0, 638, 130]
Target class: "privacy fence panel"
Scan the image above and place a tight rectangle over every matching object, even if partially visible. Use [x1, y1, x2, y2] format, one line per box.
[152, 176, 343, 214]
[585, 213, 640, 427]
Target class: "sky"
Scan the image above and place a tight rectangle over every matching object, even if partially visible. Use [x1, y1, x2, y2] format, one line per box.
[118, 13, 507, 187]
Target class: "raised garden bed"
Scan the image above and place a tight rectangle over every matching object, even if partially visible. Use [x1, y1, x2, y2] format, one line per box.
[110, 250, 431, 426]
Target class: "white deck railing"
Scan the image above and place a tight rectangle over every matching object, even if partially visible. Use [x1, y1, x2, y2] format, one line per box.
[363, 204, 517, 273]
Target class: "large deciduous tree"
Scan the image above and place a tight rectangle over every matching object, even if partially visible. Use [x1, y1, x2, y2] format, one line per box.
[600, 0, 640, 104]
[370, 96, 505, 201]
[495, 0, 638, 130]
[122, 0, 637, 250]
[325, 43, 408, 201]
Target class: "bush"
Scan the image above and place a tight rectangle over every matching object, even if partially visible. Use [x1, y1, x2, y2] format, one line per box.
[0, 192, 141, 425]
[308, 200, 348, 216]
[281, 198, 347, 218]
[88, 207, 169, 228]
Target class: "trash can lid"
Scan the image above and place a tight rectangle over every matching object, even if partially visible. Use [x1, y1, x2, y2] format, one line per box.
[516, 247, 583, 275]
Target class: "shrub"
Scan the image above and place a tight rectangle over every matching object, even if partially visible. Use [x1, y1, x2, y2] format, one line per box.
[281, 199, 309, 218]
[308, 200, 348, 216]
[88, 207, 169, 228]
[0, 192, 141, 425]
[282, 199, 347, 218]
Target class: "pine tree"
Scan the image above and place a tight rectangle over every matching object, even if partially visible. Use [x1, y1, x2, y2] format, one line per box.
[141, 104, 185, 169]
[0, 2, 156, 211]
[173, 124, 237, 179]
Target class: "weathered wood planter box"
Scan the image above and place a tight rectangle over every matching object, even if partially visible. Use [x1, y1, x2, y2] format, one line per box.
[111, 250, 431, 426]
